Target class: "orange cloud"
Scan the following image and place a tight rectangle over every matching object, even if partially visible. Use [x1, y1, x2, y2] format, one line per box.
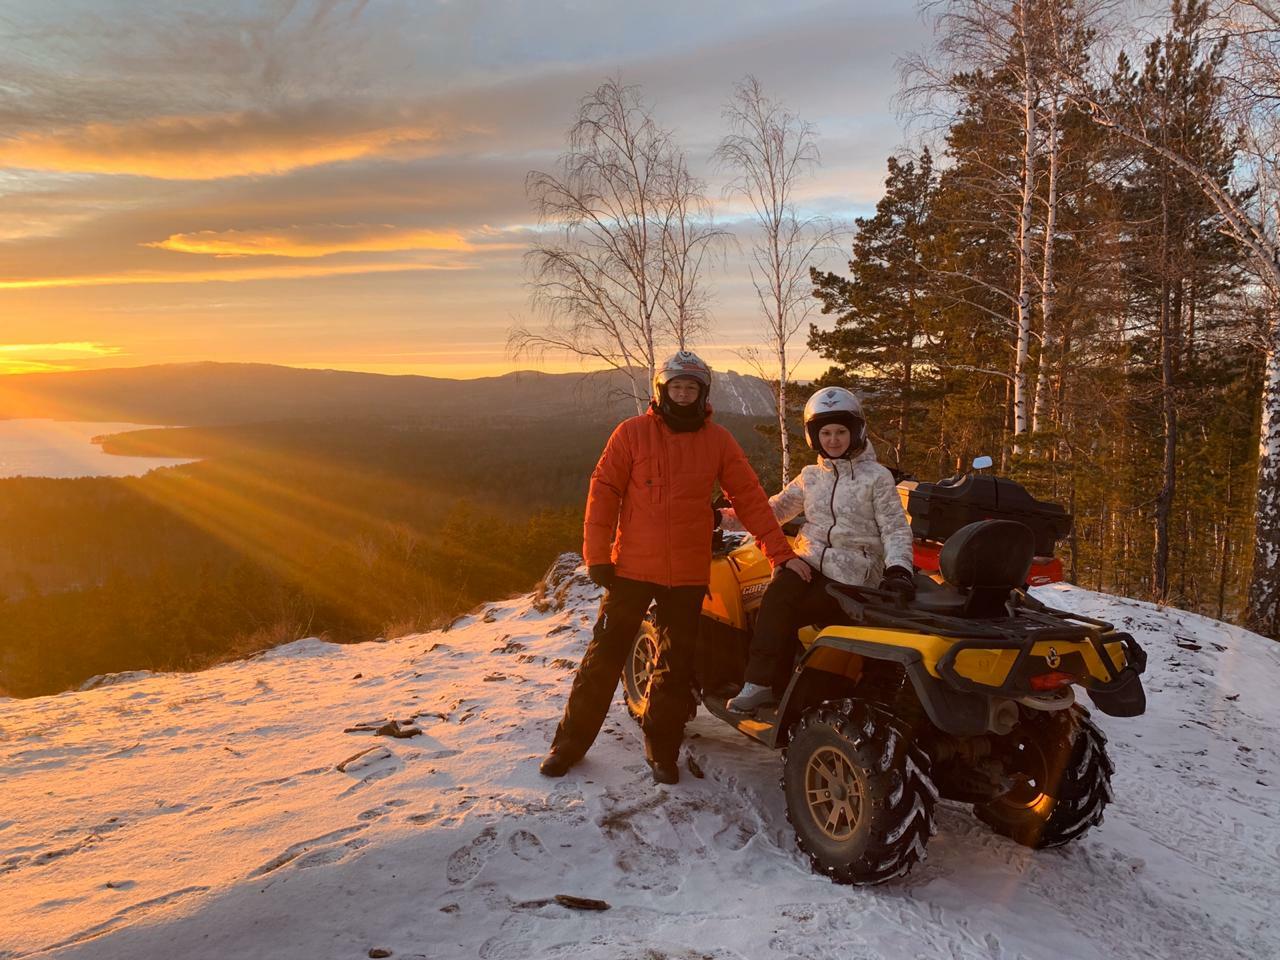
[0, 259, 470, 290]
[0, 341, 122, 375]
[0, 105, 452, 180]
[147, 224, 475, 258]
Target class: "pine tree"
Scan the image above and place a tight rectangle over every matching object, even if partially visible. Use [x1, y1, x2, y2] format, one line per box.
[1111, 0, 1242, 602]
[810, 151, 941, 467]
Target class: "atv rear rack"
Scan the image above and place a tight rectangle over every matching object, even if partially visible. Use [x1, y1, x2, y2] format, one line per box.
[825, 583, 1147, 717]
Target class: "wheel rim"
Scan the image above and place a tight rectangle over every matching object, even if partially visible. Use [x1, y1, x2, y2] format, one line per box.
[1002, 735, 1053, 810]
[804, 746, 864, 841]
[628, 627, 658, 701]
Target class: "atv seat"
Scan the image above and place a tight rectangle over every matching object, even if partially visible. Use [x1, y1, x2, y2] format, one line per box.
[909, 575, 968, 615]
[929, 519, 1035, 618]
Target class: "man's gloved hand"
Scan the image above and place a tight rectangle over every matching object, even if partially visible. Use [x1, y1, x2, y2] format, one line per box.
[879, 565, 916, 601]
[587, 563, 617, 589]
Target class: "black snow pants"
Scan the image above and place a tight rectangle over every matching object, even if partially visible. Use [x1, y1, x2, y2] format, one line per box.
[745, 565, 845, 697]
[550, 576, 704, 766]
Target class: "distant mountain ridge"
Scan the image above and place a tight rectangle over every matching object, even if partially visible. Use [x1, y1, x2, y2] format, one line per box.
[0, 362, 779, 425]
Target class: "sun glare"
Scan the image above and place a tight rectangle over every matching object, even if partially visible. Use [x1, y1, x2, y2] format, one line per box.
[0, 342, 122, 375]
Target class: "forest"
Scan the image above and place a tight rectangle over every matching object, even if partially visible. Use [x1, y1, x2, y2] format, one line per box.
[808, 0, 1262, 626]
[0, 414, 775, 697]
[516, 0, 1278, 637]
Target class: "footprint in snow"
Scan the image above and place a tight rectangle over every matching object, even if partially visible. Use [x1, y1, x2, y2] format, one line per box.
[713, 821, 757, 851]
[507, 829, 546, 861]
[424, 748, 463, 760]
[446, 826, 500, 884]
[358, 798, 410, 819]
[293, 835, 370, 869]
[250, 825, 368, 877]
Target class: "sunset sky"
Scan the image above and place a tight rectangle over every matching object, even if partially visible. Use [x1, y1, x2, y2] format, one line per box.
[0, 0, 926, 380]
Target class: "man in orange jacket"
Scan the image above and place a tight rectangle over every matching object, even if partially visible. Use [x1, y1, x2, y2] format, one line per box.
[540, 351, 803, 784]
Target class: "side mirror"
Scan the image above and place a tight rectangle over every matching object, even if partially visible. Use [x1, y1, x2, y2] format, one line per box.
[971, 455, 993, 471]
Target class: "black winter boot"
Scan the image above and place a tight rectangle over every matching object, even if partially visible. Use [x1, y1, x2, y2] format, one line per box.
[539, 751, 577, 778]
[647, 758, 679, 785]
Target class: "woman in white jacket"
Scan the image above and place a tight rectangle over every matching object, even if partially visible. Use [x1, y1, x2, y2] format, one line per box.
[723, 387, 915, 713]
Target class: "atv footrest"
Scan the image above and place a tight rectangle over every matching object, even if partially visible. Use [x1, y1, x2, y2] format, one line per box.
[702, 696, 778, 745]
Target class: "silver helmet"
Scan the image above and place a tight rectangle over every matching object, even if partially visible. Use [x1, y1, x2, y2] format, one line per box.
[802, 386, 866, 455]
[653, 350, 712, 402]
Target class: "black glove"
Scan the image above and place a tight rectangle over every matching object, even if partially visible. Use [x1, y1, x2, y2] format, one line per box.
[587, 563, 617, 589]
[711, 494, 730, 528]
[879, 565, 916, 601]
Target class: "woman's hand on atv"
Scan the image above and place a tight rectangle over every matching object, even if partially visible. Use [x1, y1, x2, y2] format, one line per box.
[784, 558, 813, 582]
[879, 565, 915, 601]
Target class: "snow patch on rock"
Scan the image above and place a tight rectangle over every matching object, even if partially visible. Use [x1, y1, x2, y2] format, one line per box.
[256, 637, 342, 661]
[78, 670, 154, 691]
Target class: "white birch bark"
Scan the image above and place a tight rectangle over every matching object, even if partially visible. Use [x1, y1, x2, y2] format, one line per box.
[1012, 0, 1038, 452]
[1031, 92, 1059, 436]
[1249, 308, 1280, 636]
[777, 345, 790, 479]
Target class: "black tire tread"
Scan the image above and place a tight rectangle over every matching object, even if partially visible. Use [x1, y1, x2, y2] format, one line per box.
[974, 704, 1114, 849]
[781, 698, 938, 885]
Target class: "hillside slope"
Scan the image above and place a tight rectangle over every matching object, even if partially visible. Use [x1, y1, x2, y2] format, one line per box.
[1, 564, 1277, 959]
[0, 363, 779, 425]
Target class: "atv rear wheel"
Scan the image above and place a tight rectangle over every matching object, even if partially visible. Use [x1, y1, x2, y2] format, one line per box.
[974, 704, 1114, 848]
[782, 698, 938, 885]
[622, 614, 659, 723]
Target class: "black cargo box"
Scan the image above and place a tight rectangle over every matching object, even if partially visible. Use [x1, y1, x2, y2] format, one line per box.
[906, 475, 1072, 556]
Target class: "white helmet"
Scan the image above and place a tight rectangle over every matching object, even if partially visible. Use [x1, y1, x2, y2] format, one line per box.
[653, 350, 712, 403]
[802, 386, 867, 455]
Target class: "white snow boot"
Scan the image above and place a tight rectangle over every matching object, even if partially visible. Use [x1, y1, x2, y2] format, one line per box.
[727, 682, 776, 713]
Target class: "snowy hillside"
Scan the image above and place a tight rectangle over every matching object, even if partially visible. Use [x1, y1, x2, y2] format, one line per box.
[2, 561, 1277, 960]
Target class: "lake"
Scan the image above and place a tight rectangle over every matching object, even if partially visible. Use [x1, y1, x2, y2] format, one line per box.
[0, 419, 195, 479]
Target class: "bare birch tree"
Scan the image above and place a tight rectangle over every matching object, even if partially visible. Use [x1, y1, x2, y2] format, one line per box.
[905, 1, 1110, 454]
[512, 79, 716, 413]
[714, 75, 836, 479]
[902, 2, 1045, 453]
[658, 154, 725, 350]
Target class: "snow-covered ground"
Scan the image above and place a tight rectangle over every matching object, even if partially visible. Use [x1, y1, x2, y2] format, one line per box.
[3, 563, 1278, 960]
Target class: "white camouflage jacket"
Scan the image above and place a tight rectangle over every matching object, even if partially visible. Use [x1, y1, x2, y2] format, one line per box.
[723, 442, 914, 586]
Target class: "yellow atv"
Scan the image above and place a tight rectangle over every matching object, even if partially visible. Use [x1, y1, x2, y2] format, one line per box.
[622, 482, 1146, 886]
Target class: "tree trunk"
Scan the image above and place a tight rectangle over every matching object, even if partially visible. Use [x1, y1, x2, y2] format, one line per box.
[1001, 371, 1014, 473]
[1247, 307, 1280, 639]
[1217, 440, 1235, 621]
[1153, 192, 1176, 604]
[1154, 299, 1177, 603]
[631, 367, 649, 416]
[900, 331, 913, 467]
[1032, 95, 1059, 437]
[1012, 5, 1038, 453]
[1068, 467, 1079, 584]
[778, 344, 791, 481]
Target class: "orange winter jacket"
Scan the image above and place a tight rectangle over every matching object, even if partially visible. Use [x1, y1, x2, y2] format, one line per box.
[583, 407, 797, 587]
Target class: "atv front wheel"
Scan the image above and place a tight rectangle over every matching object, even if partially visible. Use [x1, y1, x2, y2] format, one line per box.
[974, 704, 1114, 848]
[622, 614, 659, 723]
[782, 698, 938, 885]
